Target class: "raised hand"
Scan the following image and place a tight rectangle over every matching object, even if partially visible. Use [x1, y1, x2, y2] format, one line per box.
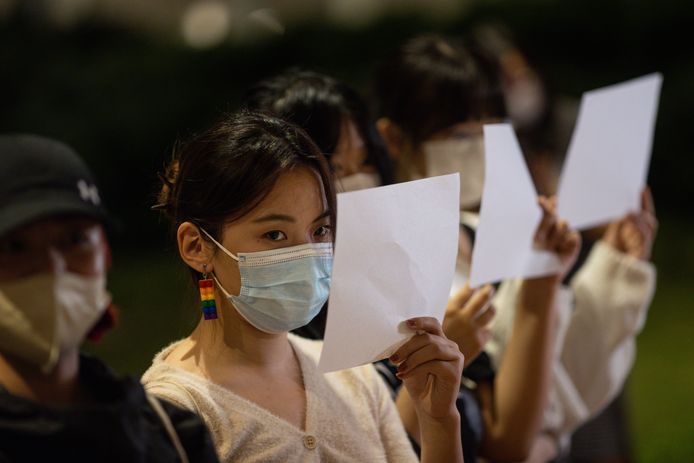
[603, 187, 658, 260]
[390, 317, 464, 420]
[443, 284, 496, 367]
[535, 196, 581, 280]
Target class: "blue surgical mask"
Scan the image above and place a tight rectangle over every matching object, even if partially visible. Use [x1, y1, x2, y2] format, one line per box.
[200, 228, 332, 334]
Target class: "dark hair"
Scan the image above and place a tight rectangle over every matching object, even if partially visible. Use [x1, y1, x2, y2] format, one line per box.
[373, 34, 507, 144]
[244, 68, 394, 185]
[155, 110, 336, 281]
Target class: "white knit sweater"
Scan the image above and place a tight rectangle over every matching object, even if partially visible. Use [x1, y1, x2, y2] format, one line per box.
[142, 334, 418, 463]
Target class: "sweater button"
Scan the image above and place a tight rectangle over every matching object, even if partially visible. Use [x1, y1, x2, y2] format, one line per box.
[303, 435, 317, 450]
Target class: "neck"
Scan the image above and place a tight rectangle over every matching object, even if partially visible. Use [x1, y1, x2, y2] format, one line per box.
[188, 296, 295, 375]
[0, 349, 85, 406]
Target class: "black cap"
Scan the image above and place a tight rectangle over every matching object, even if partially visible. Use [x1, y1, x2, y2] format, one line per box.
[0, 134, 114, 237]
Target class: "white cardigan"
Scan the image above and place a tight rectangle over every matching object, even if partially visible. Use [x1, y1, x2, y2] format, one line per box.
[474, 240, 655, 448]
[142, 334, 418, 463]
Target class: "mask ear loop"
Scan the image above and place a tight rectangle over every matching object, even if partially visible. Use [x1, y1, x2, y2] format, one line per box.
[199, 227, 239, 262]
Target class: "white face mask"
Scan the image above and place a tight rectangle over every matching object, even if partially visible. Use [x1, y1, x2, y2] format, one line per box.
[505, 77, 546, 129]
[0, 272, 111, 373]
[336, 172, 381, 193]
[201, 228, 332, 334]
[422, 135, 485, 209]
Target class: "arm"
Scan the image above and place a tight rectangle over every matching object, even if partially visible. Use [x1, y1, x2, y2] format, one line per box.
[391, 317, 465, 463]
[480, 196, 581, 462]
[559, 187, 657, 432]
[479, 274, 560, 461]
[155, 398, 221, 463]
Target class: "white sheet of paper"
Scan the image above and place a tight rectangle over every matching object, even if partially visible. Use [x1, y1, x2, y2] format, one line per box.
[557, 73, 662, 229]
[469, 124, 562, 288]
[318, 174, 460, 373]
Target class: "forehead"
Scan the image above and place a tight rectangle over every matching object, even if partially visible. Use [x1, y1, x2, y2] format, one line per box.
[241, 166, 328, 220]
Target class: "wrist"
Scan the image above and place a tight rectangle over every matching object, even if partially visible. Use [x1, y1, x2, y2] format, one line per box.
[418, 409, 463, 461]
[415, 406, 460, 429]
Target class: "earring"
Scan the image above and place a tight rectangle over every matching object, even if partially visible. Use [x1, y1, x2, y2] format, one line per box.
[199, 264, 218, 320]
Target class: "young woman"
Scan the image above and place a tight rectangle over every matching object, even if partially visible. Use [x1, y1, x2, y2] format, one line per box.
[244, 67, 394, 192]
[142, 111, 466, 462]
[0, 134, 218, 462]
[373, 34, 657, 461]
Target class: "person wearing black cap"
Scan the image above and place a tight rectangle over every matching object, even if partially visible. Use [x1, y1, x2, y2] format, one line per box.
[0, 134, 219, 463]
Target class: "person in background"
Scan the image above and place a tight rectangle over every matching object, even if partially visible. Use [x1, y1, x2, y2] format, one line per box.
[143, 111, 466, 462]
[244, 67, 394, 192]
[372, 34, 657, 462]
[472, 26, 646, 462]
[0, 134, 219, 463]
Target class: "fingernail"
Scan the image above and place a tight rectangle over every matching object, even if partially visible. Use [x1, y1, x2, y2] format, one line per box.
[406, 319, 416, 328]
[390, 353, 399, 362]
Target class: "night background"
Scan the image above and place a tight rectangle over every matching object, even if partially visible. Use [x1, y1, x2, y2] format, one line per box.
[1, 0, 692, 460]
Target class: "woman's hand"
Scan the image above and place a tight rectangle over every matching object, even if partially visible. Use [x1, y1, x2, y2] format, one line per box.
[390, 317, 464, 420]
[535, 196, 581, 280]
[443, 284, 496, 367]
[603, 187, 658, 260]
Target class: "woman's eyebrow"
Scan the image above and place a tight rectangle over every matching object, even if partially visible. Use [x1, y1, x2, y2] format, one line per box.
[251, 210, 331, 224]
[252, 213, 295, 223]
[312, 210, 331, 223]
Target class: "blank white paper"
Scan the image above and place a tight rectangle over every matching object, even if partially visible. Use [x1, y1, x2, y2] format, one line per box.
[318, 174, 460, 373]
[556, 73, 662, 229]
[469, 124, 562, 287]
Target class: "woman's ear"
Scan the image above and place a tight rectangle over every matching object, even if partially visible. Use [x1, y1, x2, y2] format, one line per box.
[376, 118, 409, 161]
[376, 118, 423, 182]
[177, 222, 214, 273]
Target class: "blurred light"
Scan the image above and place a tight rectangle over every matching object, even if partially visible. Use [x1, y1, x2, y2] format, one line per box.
[181, 0, 231, 49]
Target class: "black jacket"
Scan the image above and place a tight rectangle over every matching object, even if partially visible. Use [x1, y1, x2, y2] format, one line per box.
[0, 355, 219, 463]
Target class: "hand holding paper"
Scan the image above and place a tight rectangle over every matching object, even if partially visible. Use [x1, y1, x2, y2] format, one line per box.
[318, 174, 459, 373]
[602, 187, 658, 260]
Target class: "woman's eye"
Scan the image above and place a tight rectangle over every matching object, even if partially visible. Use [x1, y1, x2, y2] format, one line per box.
[314, 226, 332, 238]
[264, 230, 287, 241]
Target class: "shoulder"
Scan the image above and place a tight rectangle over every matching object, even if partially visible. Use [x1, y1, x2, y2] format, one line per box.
[141, 339, 209, 413]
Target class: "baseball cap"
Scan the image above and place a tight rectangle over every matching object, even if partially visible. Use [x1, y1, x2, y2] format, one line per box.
[0, 134, 114, 237]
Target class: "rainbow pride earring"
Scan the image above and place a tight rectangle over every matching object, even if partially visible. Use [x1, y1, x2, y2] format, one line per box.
[199, 264, 218, 320]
